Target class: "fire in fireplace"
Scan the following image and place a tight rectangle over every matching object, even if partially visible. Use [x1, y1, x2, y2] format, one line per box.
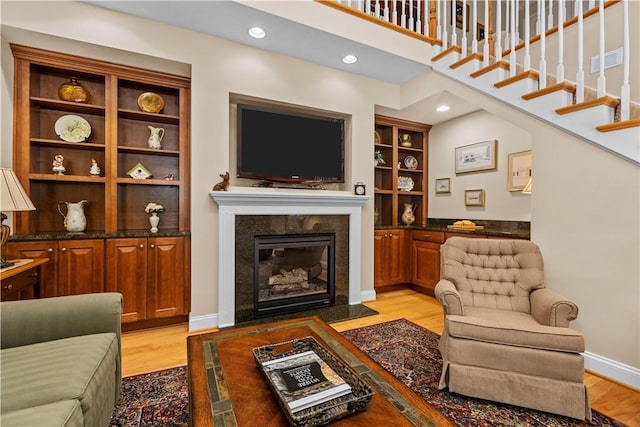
[254, 233, 335, 317]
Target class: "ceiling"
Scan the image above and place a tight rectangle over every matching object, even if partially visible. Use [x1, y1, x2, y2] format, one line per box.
[87, 1, 479, 125]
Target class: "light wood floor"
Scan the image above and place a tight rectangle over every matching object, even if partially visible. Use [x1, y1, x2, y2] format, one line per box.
[121, 288, 640, 425]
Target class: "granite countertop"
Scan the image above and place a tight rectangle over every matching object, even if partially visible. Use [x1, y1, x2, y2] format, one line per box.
[8, 230, 191, 241]
[376, 218, 530, 239]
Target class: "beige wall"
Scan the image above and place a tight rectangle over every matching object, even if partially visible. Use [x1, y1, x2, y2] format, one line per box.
[1, 1, 638, 383]
[428, 110, 532, 221]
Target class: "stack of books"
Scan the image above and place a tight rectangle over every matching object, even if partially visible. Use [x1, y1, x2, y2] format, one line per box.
[260, 350, 352, 413]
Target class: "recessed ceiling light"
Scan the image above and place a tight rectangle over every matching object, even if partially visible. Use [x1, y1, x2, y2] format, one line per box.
[248, 27, 266, 39]
[436, 104, 450, 112]
[342, 55, 357, 64]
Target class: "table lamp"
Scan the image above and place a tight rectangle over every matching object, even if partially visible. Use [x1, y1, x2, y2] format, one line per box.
[1, 168, 35, 268]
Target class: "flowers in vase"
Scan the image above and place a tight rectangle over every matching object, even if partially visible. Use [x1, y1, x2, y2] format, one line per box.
[144, 202, 164, 214]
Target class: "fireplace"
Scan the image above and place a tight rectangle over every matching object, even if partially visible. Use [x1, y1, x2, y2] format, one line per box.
[254, 233, 335, 317]
[235, 214, 348, 324]
[210, 187, 369, 328]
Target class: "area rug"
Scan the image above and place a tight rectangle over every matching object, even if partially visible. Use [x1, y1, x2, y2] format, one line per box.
[110, 320, 626, 426]
[109, 366, 188, 427]
[342, 318, 626, 427]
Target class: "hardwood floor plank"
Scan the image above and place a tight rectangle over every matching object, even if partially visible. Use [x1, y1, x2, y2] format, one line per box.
[121, 288, 639, 425]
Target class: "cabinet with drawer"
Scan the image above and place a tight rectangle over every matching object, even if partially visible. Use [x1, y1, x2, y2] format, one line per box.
[410, 231, 445, 293]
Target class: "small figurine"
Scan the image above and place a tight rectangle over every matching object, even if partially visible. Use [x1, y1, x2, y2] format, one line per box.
[52, 154, 66, 175]
[212, 171, 230, 191]
[163, 173, 175, 181]
[90, 158, 101, 176]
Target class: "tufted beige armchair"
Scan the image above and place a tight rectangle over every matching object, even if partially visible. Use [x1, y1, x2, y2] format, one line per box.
[434, 237, 591, 420]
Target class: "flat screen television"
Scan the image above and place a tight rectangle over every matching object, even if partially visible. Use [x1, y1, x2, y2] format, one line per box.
[237, 104, 345, 184]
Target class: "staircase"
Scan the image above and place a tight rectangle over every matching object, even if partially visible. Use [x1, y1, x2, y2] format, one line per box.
[331, 0, 640, 165]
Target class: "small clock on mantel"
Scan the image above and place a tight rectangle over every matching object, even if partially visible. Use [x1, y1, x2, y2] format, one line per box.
[354, 182, 366, 195]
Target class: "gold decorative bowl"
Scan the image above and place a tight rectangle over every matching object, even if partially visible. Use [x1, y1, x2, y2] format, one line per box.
[137, 92, 164, 113]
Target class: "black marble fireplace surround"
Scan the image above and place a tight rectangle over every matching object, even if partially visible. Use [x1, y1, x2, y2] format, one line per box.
[235, 215, 350, 324]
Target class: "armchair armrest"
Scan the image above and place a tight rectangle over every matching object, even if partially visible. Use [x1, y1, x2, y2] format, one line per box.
[1, 293, 122, 349]
[434, 279, 464, 316]
[530, 288, 578, 327]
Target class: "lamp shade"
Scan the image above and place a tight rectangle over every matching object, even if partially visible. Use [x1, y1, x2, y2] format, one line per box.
[0, 168, 35, 211]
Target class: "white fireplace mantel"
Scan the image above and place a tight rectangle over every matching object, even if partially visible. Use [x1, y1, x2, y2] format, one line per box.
[210, 187, 370, 327]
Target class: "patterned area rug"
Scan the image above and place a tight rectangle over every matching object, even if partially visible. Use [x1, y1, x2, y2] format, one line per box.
[342, 318, 625, 427]
[110, 366, 189, 427]
[110, 320, 625, 426]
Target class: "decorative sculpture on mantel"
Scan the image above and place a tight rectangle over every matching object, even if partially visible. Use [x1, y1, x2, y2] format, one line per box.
[212, 171, 230, 191]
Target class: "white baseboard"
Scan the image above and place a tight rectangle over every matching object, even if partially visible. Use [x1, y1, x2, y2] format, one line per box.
[188, 312, 218, 332]
[359, 289, 376, 302]
[584, 351, 640, 390]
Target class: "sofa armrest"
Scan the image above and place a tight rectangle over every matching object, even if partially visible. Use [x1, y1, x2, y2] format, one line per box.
[434, 279, 464, 316]
[530, 288, 578, 327]
[1, 293, 123, 349]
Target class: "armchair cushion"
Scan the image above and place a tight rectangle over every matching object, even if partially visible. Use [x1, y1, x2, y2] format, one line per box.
[447, 311, 585, 352]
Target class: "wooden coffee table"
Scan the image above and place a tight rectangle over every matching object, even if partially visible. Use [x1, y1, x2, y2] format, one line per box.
[187, 316, 454, 426]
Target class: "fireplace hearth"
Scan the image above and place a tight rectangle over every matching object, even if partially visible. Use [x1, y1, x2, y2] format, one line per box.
[254, 233, 335, 317]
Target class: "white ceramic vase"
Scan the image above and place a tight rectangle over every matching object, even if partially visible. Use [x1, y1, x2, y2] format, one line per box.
[149, 212, 160, 233]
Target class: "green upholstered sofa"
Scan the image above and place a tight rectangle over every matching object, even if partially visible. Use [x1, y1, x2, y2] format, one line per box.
[1, 293, 123, 427]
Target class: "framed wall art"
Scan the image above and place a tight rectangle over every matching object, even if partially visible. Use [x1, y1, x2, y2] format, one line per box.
[435, 178, 451, 194]
[450, 1, 470, 31]
[507, 150, 532, 191]
[455, 139, 497, 174]
[465, 189, 485, 206]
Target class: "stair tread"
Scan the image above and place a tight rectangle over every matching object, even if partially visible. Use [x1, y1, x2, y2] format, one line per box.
[494, 70, 540, 89]
[596, 118, 640, 132]
[522, 82, 576, 100]
[556, 96, 619, 115]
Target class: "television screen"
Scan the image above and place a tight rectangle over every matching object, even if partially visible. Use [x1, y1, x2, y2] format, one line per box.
[237, 105, 344, 183]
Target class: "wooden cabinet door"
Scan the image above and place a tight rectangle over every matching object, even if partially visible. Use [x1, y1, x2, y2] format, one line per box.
[147, 237, 186, 319]
[411, 241, 441, 292]
[374, 230, 407, 288]
[4, 241, 58, 297]
[106, 238, 148, 323]
[373, 231, 387, 287]
[57, 239, 104, 296]
[385, 230, 406, 284]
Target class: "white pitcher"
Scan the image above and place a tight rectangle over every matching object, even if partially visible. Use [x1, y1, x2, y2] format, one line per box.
[57, 200, 88, 232]
[147, 126, 165, 149]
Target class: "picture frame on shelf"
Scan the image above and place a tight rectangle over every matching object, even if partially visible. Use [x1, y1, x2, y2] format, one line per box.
[455, 139, 497, 174]
[435, 178, 451, 194]
[507, 150, 532, 191]
[465, 189, 485, 207]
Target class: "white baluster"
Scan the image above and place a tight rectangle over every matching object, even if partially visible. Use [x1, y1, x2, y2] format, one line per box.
[442, 0, 449, 49]
[496, 0, 502, 61]
[461, 0, 468, 55]
[621, 0, 630, 119]
[557, 0, 565, 82]
[510, 0, 517, 76]
[417, 0, 422, 35]
[375, 0, 380, 18]
[515, 0, 520, 42]
[548, 0, 554, 28]
[401, 0, 407, 28]
[392, 0, 398, 25]
[483, 0, 489, 66]
[505, 0, 510, 50]
[384, 0, 390, 21]
[471, 0, 478, 53]
[436, 0, 442, 41]
[451, 0, 458, 46]
[536, 0, 541, 34]
[540, 0, 547, 87]
[366, 0, 371, 14]
[588, 0, 595, 9]
[409, 0, 415, 31]
[576, 0, 585, 102]
[524, 0, 531, 70]
[597, 0, 606, 97]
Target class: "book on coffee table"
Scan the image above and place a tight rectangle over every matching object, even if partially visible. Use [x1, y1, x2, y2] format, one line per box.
[261, 350, 352, 412]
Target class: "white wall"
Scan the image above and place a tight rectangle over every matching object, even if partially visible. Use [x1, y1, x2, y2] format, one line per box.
[429, 110, 532, 221]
